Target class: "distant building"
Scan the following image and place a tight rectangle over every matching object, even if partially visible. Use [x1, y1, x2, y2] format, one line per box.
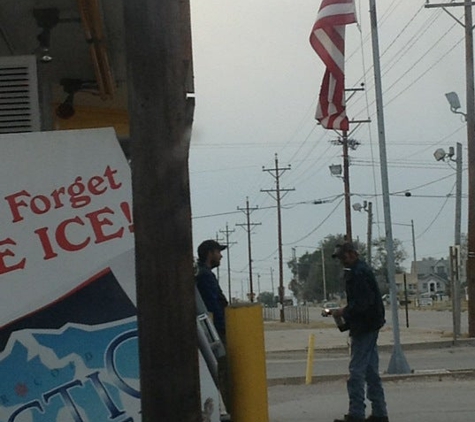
[418, 273, 449, 295]
[411, 257, 450, 280]
[395, 257, 452, 297]
[394, 272, 418, 294]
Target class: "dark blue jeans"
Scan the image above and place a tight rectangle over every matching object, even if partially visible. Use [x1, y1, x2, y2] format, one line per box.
[347, 330, 387, 419]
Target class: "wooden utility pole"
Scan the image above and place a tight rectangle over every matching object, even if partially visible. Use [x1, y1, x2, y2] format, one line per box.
[270, 267, 275, 297]
[425, 0, 475, 336]
[220, 223, 237, 301]
[329, 111, 367, 243]
[262, 154, 294, 322]
[321, 248, 327, 302]
[237, 198, 261, 302]
[366, 201, 373, 266]
[342, 131, 352, 242]
[215, 232, 225, 281]
[124, 1, 201, 421]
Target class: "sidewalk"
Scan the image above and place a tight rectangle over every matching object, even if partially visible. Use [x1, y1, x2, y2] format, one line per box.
[264, 320, 475, 385]
[264, 316, 475, 422]
[264, 322, 466, 354]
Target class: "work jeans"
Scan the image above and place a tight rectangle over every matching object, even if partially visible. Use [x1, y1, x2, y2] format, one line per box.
[347, 330, 388, 419]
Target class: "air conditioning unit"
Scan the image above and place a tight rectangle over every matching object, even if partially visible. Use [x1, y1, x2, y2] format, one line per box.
[0, 55, 41, 133]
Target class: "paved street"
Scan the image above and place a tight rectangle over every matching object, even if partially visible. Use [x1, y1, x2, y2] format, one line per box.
[265, 308, 475, 421]
[268, 377, 475, 422]
[267, 344, 475, 380]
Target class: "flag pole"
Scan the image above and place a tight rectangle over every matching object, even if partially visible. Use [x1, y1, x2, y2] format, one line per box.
[369, 0, 410, 373]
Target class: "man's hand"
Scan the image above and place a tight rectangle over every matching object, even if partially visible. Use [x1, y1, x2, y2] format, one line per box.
[330, 307, 344, 318]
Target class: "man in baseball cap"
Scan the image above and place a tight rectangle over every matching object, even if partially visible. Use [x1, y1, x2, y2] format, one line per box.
[330, 241, 388, 422]
[331, 242, 357, 259]
[196, 239, 228, 341]
[198, 239, 227, 265]
[195, 239, 230, 411]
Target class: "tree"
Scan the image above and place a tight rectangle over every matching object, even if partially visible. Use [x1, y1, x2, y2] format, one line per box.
[258, 291, 276, 307]
[287, 234, 366, 302]
[372, 237, 407, 284]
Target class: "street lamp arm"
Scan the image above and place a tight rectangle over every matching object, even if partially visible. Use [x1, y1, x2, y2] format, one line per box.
[450, 107, 467, 120]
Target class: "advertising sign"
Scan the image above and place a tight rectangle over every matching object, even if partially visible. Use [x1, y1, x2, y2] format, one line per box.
[0, 129, 139, 422]
[0, 128, 220, 422]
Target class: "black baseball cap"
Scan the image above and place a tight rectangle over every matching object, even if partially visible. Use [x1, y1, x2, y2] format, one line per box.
[198, 239, 227, 261]
[331, 242, 357, 258]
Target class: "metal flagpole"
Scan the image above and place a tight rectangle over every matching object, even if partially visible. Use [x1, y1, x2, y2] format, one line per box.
[369, 0, 411, 373]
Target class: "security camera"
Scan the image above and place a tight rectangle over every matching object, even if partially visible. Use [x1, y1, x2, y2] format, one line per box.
[433, 148, 446, 162]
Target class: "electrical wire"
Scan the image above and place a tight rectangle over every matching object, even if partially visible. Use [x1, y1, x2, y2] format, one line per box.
[384, 25, 460, 95]
[352, 34, 464, 119]
[350, 9, 455, 115]
[285, 197, 345, 246]
[415, 182, 456, 239]
[380, 4, 425, 60]
[385, 39, 464, 108]
[348, 3, 441, 98]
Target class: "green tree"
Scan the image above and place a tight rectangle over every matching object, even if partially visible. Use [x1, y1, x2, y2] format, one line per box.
[287, 234, 366, 302]
[372, 237, 407, 284]
[257, 291, 276, 307]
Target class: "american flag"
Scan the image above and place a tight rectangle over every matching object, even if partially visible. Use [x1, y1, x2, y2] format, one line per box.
[309, 0, 357, 131]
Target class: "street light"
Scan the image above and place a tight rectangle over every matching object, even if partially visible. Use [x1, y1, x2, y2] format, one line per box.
[353, 201, 373, 266]
[329, 164, 342, 177]
[445, 92, 466, 119]
[434, 139, 463, 339]
[434, 145, 462, 247]
[433, 147, 454, 162]
[442, 93, 464, 248]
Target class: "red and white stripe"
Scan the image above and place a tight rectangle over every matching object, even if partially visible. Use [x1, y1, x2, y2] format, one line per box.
[309, 0, 356, 131]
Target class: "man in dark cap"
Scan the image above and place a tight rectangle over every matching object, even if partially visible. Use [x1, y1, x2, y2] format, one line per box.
[330, 242, 388, 422]
[196, 239, 228, 342]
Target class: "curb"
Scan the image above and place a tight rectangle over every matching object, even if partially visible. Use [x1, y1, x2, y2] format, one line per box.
[266, 338, 475, 358]
[267, 368, 475, 387]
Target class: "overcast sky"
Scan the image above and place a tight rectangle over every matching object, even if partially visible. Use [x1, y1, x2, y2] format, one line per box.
[187, 0, 468, 298]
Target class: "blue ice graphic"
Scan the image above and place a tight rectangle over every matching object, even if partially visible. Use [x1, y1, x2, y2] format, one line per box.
[0, 319, 140, 422]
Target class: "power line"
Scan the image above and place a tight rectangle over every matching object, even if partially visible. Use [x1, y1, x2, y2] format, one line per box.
[415, 182, 456, 240]
[285, 198, 345, 246]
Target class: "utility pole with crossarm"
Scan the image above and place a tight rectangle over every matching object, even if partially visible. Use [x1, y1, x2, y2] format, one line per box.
[237, 198, 261, 302]
[220, 223, 237, 301]
[262, 154, 294, 322]
[425, 0, 475, 337]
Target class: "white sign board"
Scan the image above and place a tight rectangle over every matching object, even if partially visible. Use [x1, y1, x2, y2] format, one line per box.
[0, 128, 134, 325]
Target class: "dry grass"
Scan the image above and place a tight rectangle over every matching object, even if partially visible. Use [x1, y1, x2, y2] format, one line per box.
[406, 301, 468, 312]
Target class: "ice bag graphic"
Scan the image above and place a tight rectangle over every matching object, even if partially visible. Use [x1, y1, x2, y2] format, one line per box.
[0, 269, 141, 422]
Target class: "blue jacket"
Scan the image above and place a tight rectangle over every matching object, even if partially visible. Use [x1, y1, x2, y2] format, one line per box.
[342, 259, 385, 337]
[195, 263, 228, 339]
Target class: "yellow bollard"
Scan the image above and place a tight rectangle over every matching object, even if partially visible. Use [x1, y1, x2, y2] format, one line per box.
[225, 303, 269, 422]
[305, 333, 315, 385]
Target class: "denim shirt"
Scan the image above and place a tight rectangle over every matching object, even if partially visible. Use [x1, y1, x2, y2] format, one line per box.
[195, 263, 228, 338]
[342, 259, 385, 337]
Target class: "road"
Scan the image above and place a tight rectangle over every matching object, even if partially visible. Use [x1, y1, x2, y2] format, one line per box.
[267, 344, 475, 379]
[268, 377, 475, 422]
